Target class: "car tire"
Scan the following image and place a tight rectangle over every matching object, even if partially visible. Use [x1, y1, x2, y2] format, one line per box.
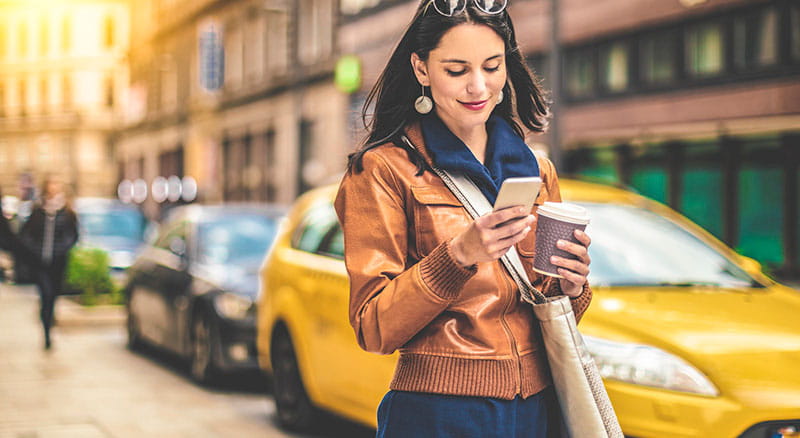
[271, 327, 318, 432]
[126, 306, 143, 351]
[190, 313, 218, 384]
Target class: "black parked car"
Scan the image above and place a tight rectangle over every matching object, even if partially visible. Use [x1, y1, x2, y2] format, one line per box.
[124, 204, 286, 383]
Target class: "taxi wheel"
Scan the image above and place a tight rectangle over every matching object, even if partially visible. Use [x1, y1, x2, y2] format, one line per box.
[190, 314, 218, 384]
[271, 328, 317, 432]
[126, 302, 142, 351]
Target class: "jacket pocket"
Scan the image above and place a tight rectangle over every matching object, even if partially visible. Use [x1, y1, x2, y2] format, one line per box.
[410, 185, 468, 256]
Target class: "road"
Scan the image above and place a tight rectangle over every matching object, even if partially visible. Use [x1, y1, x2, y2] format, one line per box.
[0, 283, 374, 438]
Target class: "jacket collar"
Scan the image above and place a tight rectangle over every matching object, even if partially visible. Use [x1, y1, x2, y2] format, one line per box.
[403, 114, 539, 203]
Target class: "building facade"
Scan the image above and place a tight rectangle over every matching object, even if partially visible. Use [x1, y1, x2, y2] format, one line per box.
[115, 0, 347, 219]
[0, 0, 130, 198]
[339, 0, 800, 278]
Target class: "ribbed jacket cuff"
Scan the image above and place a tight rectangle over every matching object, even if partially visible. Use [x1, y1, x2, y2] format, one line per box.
[570, 282, 592, 321]
[418, 240, 477, 301]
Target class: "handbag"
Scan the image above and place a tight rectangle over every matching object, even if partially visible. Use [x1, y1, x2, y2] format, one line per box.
[401, 136, 623, 437]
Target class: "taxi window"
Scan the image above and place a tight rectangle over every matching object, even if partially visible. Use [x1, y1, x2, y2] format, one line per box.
[292, 203, 339, 254]
[318, 225, 344, 259]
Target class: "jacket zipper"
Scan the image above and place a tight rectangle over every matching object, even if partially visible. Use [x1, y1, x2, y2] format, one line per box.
[499, 270, 522, 394]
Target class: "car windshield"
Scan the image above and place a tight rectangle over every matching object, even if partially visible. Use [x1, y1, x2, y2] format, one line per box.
[198, 214, 278, 267]
[79, 210, 146, 241]
[580, 202, 759, 288]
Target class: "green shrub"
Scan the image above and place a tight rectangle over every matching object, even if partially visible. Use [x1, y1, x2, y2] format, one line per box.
[65, 247, 119, 306]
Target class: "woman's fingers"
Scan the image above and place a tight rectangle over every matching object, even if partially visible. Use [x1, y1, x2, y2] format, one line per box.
[551, 255, 590, 276]
[556, 237, 590, 264]
[480, 207, 529, 229]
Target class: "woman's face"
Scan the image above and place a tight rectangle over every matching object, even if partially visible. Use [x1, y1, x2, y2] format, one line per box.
[412, 24, 506, 137]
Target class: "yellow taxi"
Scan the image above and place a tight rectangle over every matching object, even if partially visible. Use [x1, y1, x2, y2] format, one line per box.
[256, 180, 800, 437]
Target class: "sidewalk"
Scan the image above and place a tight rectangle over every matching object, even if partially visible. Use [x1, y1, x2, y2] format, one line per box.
[4, 283, 126, 327]
[0, 282, 293, 438]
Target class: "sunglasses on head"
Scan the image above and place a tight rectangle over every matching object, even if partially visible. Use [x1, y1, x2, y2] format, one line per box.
[429, 0, 507, 16]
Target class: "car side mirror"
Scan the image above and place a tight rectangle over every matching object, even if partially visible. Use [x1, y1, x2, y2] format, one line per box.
[737, 255, 762, 275]
[169, 237, 190, 271]
[169, 237, 186, 257]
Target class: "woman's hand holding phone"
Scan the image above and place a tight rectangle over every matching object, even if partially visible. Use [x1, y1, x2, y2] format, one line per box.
[450, 207, 536, 268]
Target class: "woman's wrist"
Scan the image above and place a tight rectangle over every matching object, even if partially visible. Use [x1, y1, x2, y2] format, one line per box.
[449, 236, 474, 268]
[559, 280, 585, 298]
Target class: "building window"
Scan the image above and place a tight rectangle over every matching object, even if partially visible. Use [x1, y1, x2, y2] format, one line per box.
[685, 22, 724, 77]
[566, 147, 620, 185]
[245, 15, 265, 84]
[0, 83, 5, 117]
[790, 3, 800, 62]
[61, 16, 71, 52]
[18, 21, 28, 57]
[599, 42, 629, 93]
[297, 119, 314, 195]
[62, 74, 71, 110]
[263, 129, 276, 201]
[565, 49, 595, 99]
[737, 138, 784, 266]
[223, 137, 245, 201]
[159, 147, 184, 179]
[733, 7, 778, 71]
[104, 16, 115, 48]
[526, 55, 549, 89]
[640, 32, 676, 86]
[298, 0, 334, 65]
[680, 142, 723, 238]
[630, 145, 668, 205]
[224, 24, 243, 89]
[266, 10, 289, 75]
[18, 79, 26, 117]
[40, 17, 48, 55]
[105, 75, 114, 108]
[0, 23, 6, 59]
[39, 77, 48, 113]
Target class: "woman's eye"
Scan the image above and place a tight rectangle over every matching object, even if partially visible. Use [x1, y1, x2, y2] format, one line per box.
[446, 69, 467, 77]
[485, 65, 501, 72]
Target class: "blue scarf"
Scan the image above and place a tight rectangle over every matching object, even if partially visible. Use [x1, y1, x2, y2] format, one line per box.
[420, 113, 540, 204]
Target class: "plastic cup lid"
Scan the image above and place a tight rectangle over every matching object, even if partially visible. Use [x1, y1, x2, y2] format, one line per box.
[537, 202, 590, 225]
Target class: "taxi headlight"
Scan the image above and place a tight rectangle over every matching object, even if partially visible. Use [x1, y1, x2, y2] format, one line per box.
[213, 293, 253, 320]
[584, 335, 719, 396]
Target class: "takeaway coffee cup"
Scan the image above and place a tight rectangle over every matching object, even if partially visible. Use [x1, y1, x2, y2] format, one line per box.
[533, 202, 591, 278]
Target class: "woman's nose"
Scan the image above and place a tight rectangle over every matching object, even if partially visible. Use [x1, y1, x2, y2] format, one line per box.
[466, 72, 487, 96]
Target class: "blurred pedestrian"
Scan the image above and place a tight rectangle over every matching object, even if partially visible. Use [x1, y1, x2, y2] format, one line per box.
[19, 176, 79, 349]
[334, 1, 594, 436]
[0, 186, 41, 270]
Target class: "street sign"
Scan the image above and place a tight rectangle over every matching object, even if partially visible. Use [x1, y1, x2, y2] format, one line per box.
[199, 22, 224, 91]
[335, 55, 362, 94]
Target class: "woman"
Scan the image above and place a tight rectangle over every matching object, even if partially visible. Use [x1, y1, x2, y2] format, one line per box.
[20, 176, 79, 349]
[334, 1, 594, 436]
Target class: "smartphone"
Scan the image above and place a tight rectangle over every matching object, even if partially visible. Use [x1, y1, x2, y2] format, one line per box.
[493, 176, 543, 213]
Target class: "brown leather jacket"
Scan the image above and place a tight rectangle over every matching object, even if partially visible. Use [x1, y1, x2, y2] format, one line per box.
[334, 123, 592, 400]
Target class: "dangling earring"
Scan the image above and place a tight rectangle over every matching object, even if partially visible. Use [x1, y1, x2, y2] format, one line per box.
[415, 84, 433, 114]
[496, 89, 504, 104]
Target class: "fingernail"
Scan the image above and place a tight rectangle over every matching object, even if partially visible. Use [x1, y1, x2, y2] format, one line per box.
[524, 226, 531, 234]
[557, 241, 566, 248]
[550, 256, 558, 263]
[518, 207, 526, 213]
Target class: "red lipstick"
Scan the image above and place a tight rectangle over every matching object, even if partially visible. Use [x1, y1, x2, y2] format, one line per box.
[460, 99, 488, 111]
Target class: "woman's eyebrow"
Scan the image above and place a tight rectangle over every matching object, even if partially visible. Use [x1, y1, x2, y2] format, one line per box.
[439, 54, 504, 64]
